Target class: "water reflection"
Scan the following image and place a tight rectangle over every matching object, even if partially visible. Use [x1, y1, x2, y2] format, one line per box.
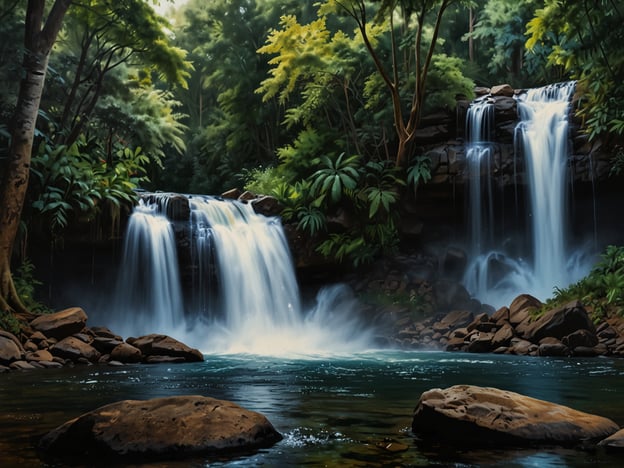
[1, 351, 623, 466]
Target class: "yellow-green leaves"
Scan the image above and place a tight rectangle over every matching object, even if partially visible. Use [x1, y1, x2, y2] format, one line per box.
[525, 0, 624, 140]
[256, 15, 332, 103]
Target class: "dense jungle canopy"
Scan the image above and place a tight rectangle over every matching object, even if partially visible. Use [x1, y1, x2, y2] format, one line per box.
[0, 0, 623, 317]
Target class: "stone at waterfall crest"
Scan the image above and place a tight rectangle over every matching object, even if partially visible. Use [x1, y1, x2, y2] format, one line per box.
[412, 385, 619, 445]
[38, 395, 283, 462]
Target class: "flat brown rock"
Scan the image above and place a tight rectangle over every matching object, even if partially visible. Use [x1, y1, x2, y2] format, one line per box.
[127, 334, 203, 362]
[30, 307, 88, 340]
[39, 395, 282, 462]
[412, 385, 618, 446]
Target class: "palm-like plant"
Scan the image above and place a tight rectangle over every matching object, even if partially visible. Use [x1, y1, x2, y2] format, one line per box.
[310, 152, 360, 205]
[362, 160, 404, 218]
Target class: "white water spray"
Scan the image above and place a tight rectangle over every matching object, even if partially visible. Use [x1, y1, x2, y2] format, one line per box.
[463, 82, 591, 307]
[109, 195, 374, 356]
[110, 201, 184, 336]
[465, 98, 495, 255]
[517, 82, 575, 293]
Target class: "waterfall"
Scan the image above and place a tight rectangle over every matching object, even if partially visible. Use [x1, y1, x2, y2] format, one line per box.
[110, 201, 184, 337]
[463, 82, 590, 307]
[189, 197, 301, 330]
[516, 81, 577, 296]
[107, 195, 373, 356]
[465, 98, 495, 255]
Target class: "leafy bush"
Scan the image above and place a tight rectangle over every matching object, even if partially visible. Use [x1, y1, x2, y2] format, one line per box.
[0, 259, 50, 334]
[12, 259, 51, 316]
[310, 152, 360, 206]
[30, 138, 147, 237]
[243, 166, 288, 195]
[362, 160, 403, 218]
[544, 245, 624, 320]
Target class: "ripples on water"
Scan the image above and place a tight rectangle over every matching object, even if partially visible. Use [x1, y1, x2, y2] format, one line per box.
[1, 351, 623, 467]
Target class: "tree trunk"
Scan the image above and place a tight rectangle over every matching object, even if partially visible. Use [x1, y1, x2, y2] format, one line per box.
[0, 0, 70, 315]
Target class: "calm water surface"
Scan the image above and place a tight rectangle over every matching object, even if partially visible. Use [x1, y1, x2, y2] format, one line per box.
[1, 350, 623, 467]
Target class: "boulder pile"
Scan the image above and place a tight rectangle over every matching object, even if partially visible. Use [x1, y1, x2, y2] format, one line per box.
[0, 307, 203, 372]
[392, 294, 624, 357]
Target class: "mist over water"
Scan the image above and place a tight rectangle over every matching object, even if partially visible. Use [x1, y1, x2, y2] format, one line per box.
[106, 195, 374, 356]
[463, 82, 593, 308]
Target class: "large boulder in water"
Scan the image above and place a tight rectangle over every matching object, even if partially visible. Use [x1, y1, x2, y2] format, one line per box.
[38, 395, 283, 462]
[30, 307, 87, 340]
[412, 385, 618, 445]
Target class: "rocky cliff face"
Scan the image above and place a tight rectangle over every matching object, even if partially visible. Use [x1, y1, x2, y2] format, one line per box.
[400, 82, 620, 245]
[420, 83, 610, 191]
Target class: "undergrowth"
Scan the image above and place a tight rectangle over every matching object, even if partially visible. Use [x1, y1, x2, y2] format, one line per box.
[13, 259, 52, 315]
[542, 245, 624, 322]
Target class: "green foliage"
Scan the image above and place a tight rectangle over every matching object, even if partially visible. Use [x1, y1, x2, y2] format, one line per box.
[360, 281, 435, 321]
[256, 15, 333, 104]
[525, 0, 624, 141]
[296, 205, 327, 237]
[362, 161, 403, 218]
[12, 259, 51, 316]
[161, 0, 303, 194]
[420, 54, 476, 112]
[96, 80, 188, 170]
[30, 139, 146, 236]
[407, 155, 432, 196]
[610, 147, 624, 177]
[66, 0, 191, 88]
[308, 155, 401, 266]
[243, 166, 289, 195]
[0, 310, 20, 335]
[545, 245, 624, 320]
[468, 0, 547, 86]
[317, 233, 370, 266]
[270, 179, 328, 236]
[277, 128, 326, 178]
[311, 152, 361, 205]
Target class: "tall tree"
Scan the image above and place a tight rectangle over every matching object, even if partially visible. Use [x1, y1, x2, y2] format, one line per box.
[0, 0, 71, 316]
[51, 0, 190, 147]
[159, 0, 304, 194]
[468, 0, 546, 86]
[319, 0, 471, 167]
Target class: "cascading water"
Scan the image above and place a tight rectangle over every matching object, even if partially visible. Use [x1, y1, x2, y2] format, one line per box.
[516, 81, 576, 292]
[463, 81, 591, 307]
[110, 201, 184, 337]
[108, 194, 373, 356]
[465, 98, 495, 255]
